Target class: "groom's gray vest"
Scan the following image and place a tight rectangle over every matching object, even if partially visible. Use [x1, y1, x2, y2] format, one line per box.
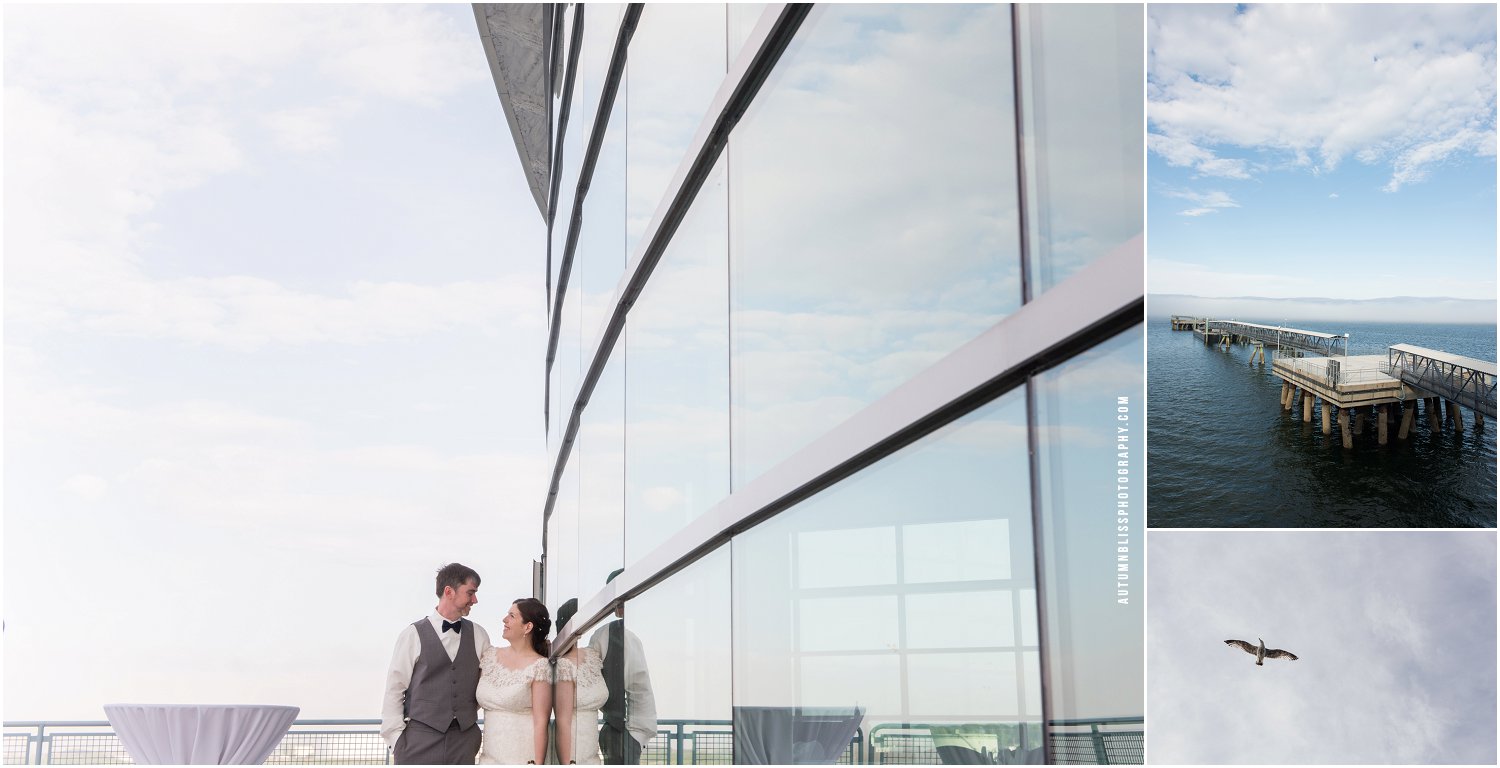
[405, 618, 480, 732]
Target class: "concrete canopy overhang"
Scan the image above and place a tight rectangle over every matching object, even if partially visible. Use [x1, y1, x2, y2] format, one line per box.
[474, 3, 550, 219]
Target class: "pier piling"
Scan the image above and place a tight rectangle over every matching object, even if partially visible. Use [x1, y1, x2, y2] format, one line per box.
[1303, 393, 1314, 423]
[1321, 403, 1333, 435]
[1379, 404, 1391, 444]
[1354, 409, 1365, 435]
[1338, 409, 1353, 449]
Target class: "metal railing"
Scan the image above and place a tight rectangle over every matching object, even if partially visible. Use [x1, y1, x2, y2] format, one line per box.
[1387, 346, 1498, 418]
[1204, 320, 1347, 357]
[6, 717, 1141, 765]
[2, 721, 390, 766]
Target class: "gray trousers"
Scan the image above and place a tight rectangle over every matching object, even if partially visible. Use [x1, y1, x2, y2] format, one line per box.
[394, 718, 482, 765]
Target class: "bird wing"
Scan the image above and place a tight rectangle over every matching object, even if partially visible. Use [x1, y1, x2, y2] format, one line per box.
[1263, 648, 1298, 661]
[1224, 639, 1257, 655]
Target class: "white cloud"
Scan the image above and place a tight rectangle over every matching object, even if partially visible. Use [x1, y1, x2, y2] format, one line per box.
[260, 106, 344, 153]
[5, 4, 508, 349]
[1148, 133, 1252, 179]
[1148, 4, 1497, 190]
[1164, 187, 1240, 216]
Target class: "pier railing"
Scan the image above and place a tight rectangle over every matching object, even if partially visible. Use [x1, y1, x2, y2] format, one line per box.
[1388, 345, 1498, 418]
[5, 717, 1144, 765]
[1204, 320, 1346, 357]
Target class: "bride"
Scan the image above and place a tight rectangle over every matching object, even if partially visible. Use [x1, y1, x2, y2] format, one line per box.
[552, 600, 607, 764]
[477, 598, 554, 765]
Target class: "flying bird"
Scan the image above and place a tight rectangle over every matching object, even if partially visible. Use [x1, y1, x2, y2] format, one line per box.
[1225, 638, 1298, 666]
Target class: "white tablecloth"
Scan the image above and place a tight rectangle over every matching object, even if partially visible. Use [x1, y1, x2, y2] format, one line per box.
[104, 704, 300, 765]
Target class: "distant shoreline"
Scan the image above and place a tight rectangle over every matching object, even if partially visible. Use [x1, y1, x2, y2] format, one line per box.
[1146, 294, 1498, 325]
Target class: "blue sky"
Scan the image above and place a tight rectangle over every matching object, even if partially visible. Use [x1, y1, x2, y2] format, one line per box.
[1147, 4, 1497, 306]
[4, 4, 547, 718]
[1149, 531, 1497, 764]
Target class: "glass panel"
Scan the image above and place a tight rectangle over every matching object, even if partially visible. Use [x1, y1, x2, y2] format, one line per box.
[584, 548, 733, 765]
[578, 350, 624, 600]
[905, 591, 1015, 649]
[552, 5, 575, 135]
[1018, 3, 1144, 294]
[626, 4, 727, 258]
[730, 4, 1022, 488]
[549, 454, 580, 618]
[577, 90, 627, 355]
[579, 4, 625, 137]
[732, 387, 1040, 764]
[551, 53, 584, 317]
[556, 268, 581, 427]
[624, 156, 729, 566]
[727, 3, 770, 67]
[1034, 326, 1145, 763]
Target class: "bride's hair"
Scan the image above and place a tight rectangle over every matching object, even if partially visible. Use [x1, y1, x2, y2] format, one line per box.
[513, 598, 551, 656]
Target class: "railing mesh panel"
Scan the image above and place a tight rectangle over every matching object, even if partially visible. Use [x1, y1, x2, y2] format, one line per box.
[3, 735, 32, 765]
[265, 731, 388, 765]
[42, 734, 132, 765]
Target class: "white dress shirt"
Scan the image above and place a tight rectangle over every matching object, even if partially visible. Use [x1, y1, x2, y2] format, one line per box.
[381, 612, 492, 748]
[587, 622, 658, 748]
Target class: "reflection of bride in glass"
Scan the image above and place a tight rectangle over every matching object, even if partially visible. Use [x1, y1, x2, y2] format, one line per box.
[476, 599, 554, 765]
[552, 598, 607, 764]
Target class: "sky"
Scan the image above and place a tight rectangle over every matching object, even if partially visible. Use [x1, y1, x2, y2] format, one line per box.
[1146, 4, 1498, 311]
[3, 4, 547, 719]
[1148, 531, 1497, 765]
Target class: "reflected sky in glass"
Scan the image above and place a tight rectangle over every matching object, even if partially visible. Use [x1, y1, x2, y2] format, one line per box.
[625, 156, 729, 566]
[577, 92, 626, 353]
[729, 4, 1022, 488]
[578, 351, 624, 599]
[727, 4, 769, 67]
[578, 4, 623, 138]
[627, 4, 726, 258]
[1035, 326, 1145, 722]
[1019, 3, 1144, 294]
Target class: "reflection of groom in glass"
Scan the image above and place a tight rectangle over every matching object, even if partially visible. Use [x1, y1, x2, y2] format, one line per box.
[589, 569, 657, 764]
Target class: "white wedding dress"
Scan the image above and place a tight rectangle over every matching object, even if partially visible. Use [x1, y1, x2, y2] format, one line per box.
[556, 647, 609, 765]
[476, 651, 552, 765]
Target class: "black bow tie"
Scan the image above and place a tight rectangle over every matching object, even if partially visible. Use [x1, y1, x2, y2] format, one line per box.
[442, 620, 462, 634]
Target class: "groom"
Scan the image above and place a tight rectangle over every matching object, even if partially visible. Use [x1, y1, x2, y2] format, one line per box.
[381, 563, 492, 764]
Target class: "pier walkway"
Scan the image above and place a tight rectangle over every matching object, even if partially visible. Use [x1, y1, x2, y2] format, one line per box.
[1170, 316, 1348, 357]
[1388, 344, 1497, 419]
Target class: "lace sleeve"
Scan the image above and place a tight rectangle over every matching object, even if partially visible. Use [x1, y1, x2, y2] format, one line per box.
[531, 658, 555, 683]
[554, 657, 577, 682]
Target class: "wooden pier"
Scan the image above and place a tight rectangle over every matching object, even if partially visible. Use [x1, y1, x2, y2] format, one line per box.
[1171, 316, 1494, 449]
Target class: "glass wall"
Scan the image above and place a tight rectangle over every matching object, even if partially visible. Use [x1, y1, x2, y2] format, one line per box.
[577, 90, 628, 356]
[729, 4, 1022, 489]
[578, 352, 625, 599]
[726, 4, 769, 66]
[548, 457, 580, 625]
[1017, 3, 1144, 295]
[732, 387, 1041, 763]
[526, 4, 1145, 765]
[578, 4, 624, 137]
[624, 156, 730, 566]
[626, 4, 727, 259]
[1034, 327, 1145, 763]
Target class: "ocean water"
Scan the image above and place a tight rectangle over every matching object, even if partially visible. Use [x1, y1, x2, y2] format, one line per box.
[1147, 319, 1497, 527]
